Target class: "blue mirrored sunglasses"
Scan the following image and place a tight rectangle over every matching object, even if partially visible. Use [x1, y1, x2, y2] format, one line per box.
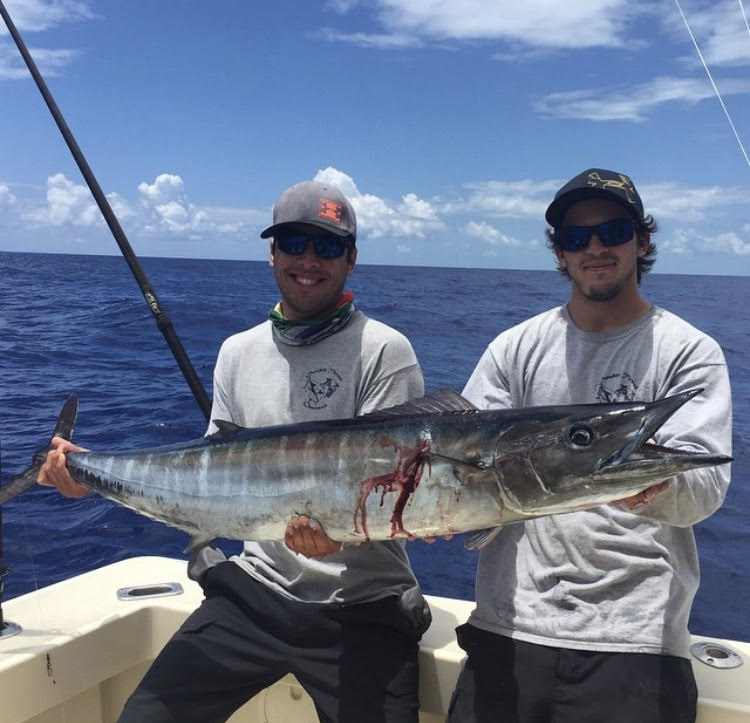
[276, 233, 353, 259]
[556, 219, 635, 252]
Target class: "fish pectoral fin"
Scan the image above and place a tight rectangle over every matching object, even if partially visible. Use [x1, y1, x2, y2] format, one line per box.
[430, 452, 490, 470]
[465, 526, 503, 551]
[362, 389, 478, 420]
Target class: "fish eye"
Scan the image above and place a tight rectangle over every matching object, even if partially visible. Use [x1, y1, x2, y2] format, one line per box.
[569, 423, 595, 447]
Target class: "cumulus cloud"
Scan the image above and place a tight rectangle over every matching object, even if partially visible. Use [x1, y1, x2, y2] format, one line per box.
[464, 220, 521, 246]
[16, 172, 248, 241]
[534, 76, 750, 122]
[313, 166, 443, 239]
[137, 174, 213, 235]
[23, 173, 100, 227]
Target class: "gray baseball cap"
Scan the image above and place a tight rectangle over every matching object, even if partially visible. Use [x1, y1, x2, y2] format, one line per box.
[545, 168, 645, 228]
[260, 180, 357, 240]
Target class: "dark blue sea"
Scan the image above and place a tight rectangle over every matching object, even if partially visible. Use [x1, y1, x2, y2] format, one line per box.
[0, 251, 747, 642]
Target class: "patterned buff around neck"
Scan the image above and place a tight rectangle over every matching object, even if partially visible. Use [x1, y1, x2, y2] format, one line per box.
[269, 290, 355, 345]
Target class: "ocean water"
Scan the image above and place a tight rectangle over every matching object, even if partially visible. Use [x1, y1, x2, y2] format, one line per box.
[0, 250, 748, 641]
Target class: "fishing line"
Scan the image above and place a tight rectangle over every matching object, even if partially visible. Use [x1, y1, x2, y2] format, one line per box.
[739, 0, 750, 38]
[673, 0, 750, 168]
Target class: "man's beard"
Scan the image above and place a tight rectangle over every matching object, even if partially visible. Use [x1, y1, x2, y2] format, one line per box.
[578, 280, 624, 302]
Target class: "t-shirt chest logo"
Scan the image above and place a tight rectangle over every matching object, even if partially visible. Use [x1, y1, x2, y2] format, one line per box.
[596, 372, 637, 403]
[303, 368, 343, 409]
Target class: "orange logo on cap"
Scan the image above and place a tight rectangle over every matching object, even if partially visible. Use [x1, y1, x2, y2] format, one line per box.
[318, 199, 343, 225]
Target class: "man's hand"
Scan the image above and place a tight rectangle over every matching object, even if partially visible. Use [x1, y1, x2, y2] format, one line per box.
[37, 436, 91, 498]
[284, 514, 342, 560]
[616, 480, 670, 510]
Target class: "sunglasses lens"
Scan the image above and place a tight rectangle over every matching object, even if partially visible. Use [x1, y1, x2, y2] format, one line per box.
[276, 234, 350, 258]
[277, 235, 308, 255]
[313, 236, 348, 259]
[598, 219, 634, 246]
[557, 227, 591, 252]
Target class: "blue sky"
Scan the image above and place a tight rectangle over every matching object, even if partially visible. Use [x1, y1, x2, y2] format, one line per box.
[1, 0, 749, 274]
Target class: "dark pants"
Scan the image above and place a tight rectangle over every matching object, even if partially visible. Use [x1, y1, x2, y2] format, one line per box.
[118, 562, 424, 723]
[447, 623, 698, 723]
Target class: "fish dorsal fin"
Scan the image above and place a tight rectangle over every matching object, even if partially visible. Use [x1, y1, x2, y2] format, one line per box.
[363, 389, 478, 420]
[209, 419, 243, 437]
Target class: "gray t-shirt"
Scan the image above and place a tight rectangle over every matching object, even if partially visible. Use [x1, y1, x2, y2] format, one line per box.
[208, 309, 426, 605]
[462, 305, 732, 658]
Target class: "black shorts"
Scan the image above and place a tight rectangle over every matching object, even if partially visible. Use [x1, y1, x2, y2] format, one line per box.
[118, 561, 426, 723]
[447, 623, 697, 723]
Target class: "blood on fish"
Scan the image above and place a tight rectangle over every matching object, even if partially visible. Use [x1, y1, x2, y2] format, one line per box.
[354, 435, 431, 540]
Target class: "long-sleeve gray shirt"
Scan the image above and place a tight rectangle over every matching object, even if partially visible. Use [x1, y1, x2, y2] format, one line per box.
[462, 305, 732, 658]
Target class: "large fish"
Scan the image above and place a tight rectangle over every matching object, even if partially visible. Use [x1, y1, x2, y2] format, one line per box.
[1, 389, 732, 550]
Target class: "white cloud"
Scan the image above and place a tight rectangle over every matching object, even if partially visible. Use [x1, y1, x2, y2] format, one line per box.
[535, 76, 750, 122]
[0, 0, 95, 33]
[452, 179, 554, 218]
[324, 0, 648, 50]
[711, 231, 750, 255]
[316, 27, 422, 50]
[313, 166, 443, 239]
[639, 182, 749, 222]
[0, 183, 17, 211]
[14, 172, 250, 241]
[669, 0, 750, 67]
[23, 173, 100, 227]
[0, 43, 81, 79]
[137, 174, 214, 235]
[138, 174, 186, 206]
[464, 220, 521, 246]
[663, 226, 750, 256]
[0, 1, 94, 80]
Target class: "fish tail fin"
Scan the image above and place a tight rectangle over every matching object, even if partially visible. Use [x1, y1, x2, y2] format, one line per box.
[0, 394, 78, 505]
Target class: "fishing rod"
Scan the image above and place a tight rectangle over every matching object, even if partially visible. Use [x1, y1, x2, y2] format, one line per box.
[0, 1, 212, 421]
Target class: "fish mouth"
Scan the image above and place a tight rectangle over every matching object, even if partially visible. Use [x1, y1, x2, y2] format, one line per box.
[597, 389, 732, 477]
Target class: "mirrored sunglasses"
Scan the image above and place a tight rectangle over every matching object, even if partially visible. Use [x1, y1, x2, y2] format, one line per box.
[276, 233, 353, 259]
[556, 219, 635, 252]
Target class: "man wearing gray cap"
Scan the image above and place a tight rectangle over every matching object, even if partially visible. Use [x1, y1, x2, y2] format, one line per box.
[447, 168, 732, 722]
[42, 180, 430, 722]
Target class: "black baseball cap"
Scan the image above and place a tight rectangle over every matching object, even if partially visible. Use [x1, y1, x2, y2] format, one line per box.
[545, 168, 645, 228]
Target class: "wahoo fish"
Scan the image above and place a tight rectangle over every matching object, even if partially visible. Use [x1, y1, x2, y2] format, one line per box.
[1, 389, 732, 551]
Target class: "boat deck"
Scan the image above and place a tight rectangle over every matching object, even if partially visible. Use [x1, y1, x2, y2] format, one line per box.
[0, 556, 747, 722]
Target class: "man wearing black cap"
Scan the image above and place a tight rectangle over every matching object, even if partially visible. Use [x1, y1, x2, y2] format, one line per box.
[41, 180, 430, 722]
[447, 168, 732, 722]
